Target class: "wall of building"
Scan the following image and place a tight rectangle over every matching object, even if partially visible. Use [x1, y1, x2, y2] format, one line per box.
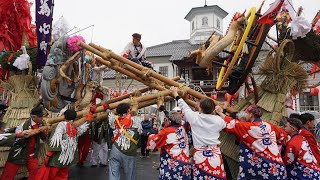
[148, 56, 177, 78]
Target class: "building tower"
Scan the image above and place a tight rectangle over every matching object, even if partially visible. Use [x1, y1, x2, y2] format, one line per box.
[185, 5, 228, 44]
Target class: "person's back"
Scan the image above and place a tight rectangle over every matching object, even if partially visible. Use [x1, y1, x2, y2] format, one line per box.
[185, 112, 225, 146]
[299, 113, 320, 163]
[108, 103, 141, 180]
[170, 86, 226, 179]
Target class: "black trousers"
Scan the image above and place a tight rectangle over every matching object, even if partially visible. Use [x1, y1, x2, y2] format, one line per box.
[140, 135, 149, 156]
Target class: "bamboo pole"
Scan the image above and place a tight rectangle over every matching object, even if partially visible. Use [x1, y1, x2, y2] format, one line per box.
[79, 42, 235, 112]
[26, 96, 173, 137]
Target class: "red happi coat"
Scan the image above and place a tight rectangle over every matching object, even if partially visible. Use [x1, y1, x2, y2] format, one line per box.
[147, 125, 192, 179]
[299, 127, 320, 164]
[283, 134, 320, 179]
[223, 116, 289, 179]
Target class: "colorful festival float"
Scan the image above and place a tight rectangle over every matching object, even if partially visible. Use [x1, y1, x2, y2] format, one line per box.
[188, 0, 320, 177]
[0, 0, 319, 179]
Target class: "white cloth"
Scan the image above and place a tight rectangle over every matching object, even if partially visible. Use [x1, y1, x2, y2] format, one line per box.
[92, 65, 107, 86]
[13, 54, 30, 70]
[90, 140, 109, 165]
[52, 17, 71, 41]
[290, 16, 312, 39]
[177, 99, 226, 146]
[121, 42, 147, 60]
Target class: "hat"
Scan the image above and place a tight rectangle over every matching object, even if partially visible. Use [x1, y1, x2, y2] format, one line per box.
[31, 106, 44, 117]
[132, 33, 141, 40]
[64, 109, 77, 121]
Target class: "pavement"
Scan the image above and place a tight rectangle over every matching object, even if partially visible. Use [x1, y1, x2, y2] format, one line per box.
[68, 151, 160, 180]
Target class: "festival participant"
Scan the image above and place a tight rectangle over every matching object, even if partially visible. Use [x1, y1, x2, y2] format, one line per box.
[0, 106, 48, 180]
[299, 113, 320, 163]
[283, 118, 320, 179]
[121, 33, 146, 65]
[90, 117, 109, 167]
[215, 104, 288, 180]
[147, 111, 191, 179]
[121, 33, 152, 69]
[170, 87, 227, 179]
[35, 108, 96, 180]
[108, 103, 142, 180]
[140, 114, 153, 158]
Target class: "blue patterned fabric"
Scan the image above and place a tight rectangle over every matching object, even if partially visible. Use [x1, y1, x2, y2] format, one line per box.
[159, 150, 192, 180]
[286, 162, 320, 180]
[238, 143, 287, 180]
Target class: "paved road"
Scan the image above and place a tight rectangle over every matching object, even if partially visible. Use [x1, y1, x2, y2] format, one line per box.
[69, 152, 159, 180]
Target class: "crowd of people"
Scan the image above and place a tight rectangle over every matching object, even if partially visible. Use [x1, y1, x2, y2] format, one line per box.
[146, 87, 320, 180]
[0, 33, 319, 179]
[0, 86, 320, 179]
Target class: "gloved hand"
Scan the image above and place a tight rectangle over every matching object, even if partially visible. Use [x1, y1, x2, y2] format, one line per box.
[87, 112, 93, 121]
[90, 106, 97, 113]
[103, 103, 109, 110]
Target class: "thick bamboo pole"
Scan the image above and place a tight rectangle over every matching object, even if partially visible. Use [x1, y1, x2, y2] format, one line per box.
[26, 97, 173, 137]
[79, 42, 235, 113]
[86, 43, 205, 99]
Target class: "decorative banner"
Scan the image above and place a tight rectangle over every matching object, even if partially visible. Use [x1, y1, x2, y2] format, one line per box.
[36, 0, 54, 67]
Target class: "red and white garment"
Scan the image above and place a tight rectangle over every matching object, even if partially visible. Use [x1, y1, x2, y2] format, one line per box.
[223, 116, 289, 179]
[147, 125, 191, 179]
[283, 134, 320, 179]
[193, 145, 226, 179]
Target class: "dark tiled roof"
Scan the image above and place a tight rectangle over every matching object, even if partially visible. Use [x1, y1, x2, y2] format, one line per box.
[184, 5, 228, 20]
[147, 40, 200, 61]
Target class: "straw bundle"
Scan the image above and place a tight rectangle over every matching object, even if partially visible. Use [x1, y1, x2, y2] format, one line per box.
[220, 40, 309, 179]
[0, 74, 40, 179]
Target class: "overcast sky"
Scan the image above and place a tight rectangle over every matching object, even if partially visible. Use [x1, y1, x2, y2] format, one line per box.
[31, 0, 319, 54]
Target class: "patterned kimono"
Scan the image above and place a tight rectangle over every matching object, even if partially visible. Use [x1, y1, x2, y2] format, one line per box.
[283, 134, 320, 179]
[223, 116, 288, 180]
[192, 144, 226, 180]
[147, 125, 192, 180]
[177, 98, 227, 180]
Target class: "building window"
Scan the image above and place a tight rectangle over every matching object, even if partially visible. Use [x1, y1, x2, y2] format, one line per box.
[192, 21, 195, 31]
[175, 66, 179, 76]
[202, 17, 208, 26]
[159, 66, 168, 77]
[184, 70, 190, 80]
[216, 19, 221, 29]
[299, 92, 319, 111]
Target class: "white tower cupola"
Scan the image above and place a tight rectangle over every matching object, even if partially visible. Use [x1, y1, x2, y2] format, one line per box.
[185, 5, 228, 45]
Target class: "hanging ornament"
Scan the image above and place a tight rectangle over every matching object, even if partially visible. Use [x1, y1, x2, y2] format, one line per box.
[122, 90, 128, 95]
[310, 88, 319, 96]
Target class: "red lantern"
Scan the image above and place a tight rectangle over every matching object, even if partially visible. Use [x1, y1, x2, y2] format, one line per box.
[224, 93, 232, 103]
[114, 91, 119, 97]
[310, 88, 319, 96]
[122, 90, 128, 95]
[232, 92, 239, 99]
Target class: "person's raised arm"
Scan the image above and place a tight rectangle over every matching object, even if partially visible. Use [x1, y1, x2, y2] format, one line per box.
[170, 86, 197, 123]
